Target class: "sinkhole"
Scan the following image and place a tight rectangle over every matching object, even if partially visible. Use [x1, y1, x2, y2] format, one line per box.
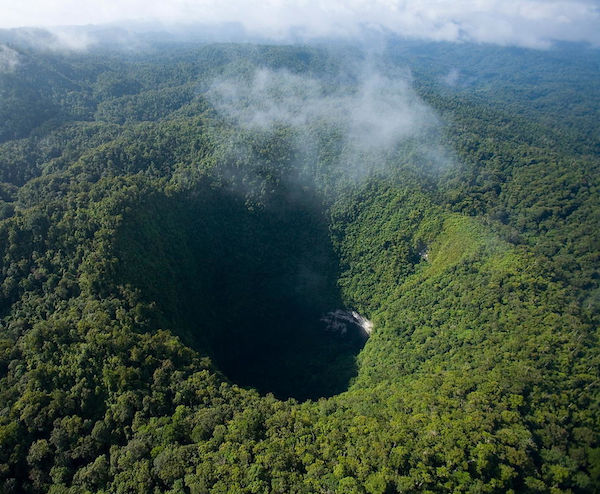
[114, 179, 368, 401]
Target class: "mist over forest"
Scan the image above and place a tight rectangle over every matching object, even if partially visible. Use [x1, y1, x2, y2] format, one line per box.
[0, 16, 599, 494]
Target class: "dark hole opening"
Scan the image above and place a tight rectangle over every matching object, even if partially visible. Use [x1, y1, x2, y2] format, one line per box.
[115, 180, 366, 401]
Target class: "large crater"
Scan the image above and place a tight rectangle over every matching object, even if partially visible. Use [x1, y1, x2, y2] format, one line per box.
[114, 179, 367, 401]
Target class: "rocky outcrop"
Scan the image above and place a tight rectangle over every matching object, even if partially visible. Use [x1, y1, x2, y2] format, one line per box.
[321, 310, 373, 338]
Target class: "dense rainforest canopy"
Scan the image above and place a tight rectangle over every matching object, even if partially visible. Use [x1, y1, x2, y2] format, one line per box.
[0, 34, 599, 493]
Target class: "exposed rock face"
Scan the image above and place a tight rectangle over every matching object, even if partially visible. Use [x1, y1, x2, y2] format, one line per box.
[321, 310, 373, 338]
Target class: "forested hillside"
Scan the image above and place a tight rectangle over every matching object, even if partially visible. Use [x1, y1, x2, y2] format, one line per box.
[0, 36, 599, 493]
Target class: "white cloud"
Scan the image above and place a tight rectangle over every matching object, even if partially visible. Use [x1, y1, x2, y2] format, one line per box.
[0, 0, 599, 48]
[442, 68, 460, 87]
[207, 66, 453, 180]
[0, 44, 20, 72]
[208, 67, 437, 149]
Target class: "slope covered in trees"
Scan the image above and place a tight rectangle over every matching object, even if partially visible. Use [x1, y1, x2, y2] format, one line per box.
[0, 37, 599, 492]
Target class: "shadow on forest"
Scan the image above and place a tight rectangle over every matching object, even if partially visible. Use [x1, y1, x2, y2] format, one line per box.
[114, 179, 366, 401]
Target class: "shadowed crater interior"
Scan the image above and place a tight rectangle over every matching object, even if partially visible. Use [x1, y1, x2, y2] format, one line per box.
[113, 177, 367, 401]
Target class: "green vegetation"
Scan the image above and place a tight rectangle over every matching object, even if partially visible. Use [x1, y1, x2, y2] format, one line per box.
[0, 39, 599, 493]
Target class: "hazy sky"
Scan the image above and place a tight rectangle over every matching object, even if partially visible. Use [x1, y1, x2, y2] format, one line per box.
[1, 0, 599, 48]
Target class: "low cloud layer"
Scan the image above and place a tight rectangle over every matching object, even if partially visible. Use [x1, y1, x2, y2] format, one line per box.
[207, 66, 451, 181]
[1, 28, 94, 52]
[208, 67, 437, 151]
[1, 0, 599, 49]
[0, 45, 20, 72]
